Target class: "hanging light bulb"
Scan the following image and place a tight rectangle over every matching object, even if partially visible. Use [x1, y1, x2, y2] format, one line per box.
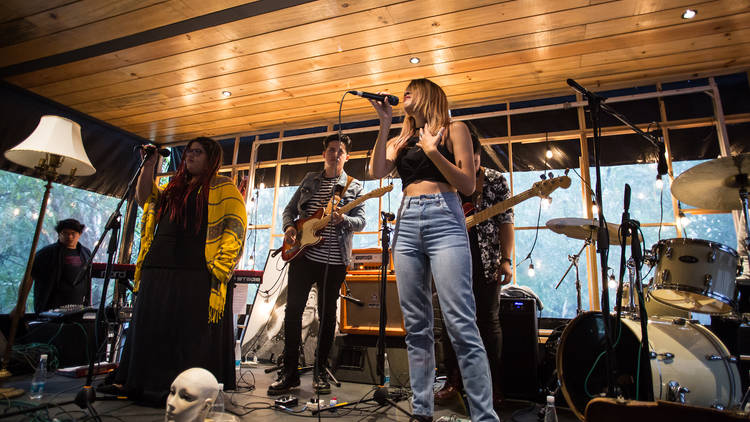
[545, 146, 553, 159]
[655, 174, 664, 190]
[608, 273, 617, 289]
[541, 197, 552, 209]
[259, 182, 266, 189]
[248, 255, 255, 268]
[591, 201, 599, 215]
[527, 262, 535, 277]
[545, 132, 553, 159]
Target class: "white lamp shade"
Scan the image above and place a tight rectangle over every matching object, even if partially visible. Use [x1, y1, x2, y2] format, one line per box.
[4, 115, 96, 176]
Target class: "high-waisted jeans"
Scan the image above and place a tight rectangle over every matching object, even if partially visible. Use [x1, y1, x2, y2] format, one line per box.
[393, 192, 499, 421]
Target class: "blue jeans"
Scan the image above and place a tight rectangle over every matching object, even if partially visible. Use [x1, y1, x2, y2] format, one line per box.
[393, 192, 498, 421]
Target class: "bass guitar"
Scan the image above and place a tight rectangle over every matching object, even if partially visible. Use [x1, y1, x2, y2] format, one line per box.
[464, 176, 571, 228]
[277, 184, 394, 261]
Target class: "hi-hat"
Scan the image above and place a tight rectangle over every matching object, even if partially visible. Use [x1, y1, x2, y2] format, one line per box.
[546, 217, 639, 246]
[672, 153, 750, 211]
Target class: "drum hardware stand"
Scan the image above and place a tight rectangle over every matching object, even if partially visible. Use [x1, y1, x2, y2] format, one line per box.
[727, 159, 750, 250]
[554, 237, 591, 315]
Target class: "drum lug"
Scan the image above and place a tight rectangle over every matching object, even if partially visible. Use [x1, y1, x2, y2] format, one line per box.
[667, 380, 689, 403]
[712, 403, 725, 411]
[649, 351, 674, 362]
[708, 249, 717, 263]
[704, 274, 713, 293]
[666, 247, 673, 259]
[705, 354, 738, 363]
[661, 269, 671, 282]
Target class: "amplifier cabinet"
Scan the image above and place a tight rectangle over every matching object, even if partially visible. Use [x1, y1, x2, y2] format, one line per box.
[340, 273, 405, 336]
[499, 297, 540, 400]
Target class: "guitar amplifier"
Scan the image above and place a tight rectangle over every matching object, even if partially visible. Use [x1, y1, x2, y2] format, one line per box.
[340, 273, 405, 336]
[499, 297, 540, 400]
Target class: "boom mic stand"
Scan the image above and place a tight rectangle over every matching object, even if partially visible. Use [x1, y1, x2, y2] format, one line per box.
[567, 79, 664, 400]
[72, 147, 156, 410]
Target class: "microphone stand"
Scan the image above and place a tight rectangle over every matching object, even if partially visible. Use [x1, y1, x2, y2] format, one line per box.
[567, 79, 663, 399]
[72, 148, 155, 409]
[316, 210, 414, 419]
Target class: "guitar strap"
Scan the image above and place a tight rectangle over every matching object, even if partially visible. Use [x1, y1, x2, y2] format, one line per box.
[332, 175, 354, 207]
[471, 168, 484, 207]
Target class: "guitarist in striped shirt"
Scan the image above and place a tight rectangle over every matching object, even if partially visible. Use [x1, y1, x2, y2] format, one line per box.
[268, 134, 366, 396]
[435, 130, 514, 412]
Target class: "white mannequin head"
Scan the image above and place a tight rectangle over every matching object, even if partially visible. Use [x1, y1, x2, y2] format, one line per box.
[165, 368, 219, 422]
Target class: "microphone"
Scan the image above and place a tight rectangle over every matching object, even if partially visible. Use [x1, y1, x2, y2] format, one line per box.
[135, 144, 170, 157]
[381, 211, 395, 221]
[340, 294, 364, 306]
[623, 183, 631, 214]
[656, 127, 668, 177]
[348, 90, 399, 106]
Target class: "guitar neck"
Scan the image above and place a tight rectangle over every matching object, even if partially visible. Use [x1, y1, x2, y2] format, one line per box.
[312, 186, 392, 230]
[467, 189, 537, 228]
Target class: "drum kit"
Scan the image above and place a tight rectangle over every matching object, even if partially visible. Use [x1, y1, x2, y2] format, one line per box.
[547, 154, 750, 420]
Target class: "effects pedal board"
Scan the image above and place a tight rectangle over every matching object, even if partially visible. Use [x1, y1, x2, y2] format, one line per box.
[274, 395, 298, 408]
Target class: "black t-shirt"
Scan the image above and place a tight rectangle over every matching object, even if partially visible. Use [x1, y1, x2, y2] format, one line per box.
[51, 247, 88, 308]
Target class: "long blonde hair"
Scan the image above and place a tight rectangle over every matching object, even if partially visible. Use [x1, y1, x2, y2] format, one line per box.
[395, 78, 451, 150]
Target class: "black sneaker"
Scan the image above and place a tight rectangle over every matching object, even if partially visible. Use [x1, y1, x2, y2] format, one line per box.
[313, 372, 331, 395]
[267, 371, 300, 396]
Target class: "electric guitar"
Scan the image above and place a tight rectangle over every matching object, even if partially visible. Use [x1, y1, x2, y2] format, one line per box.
[464, 176, 571, 228]
[277, 184, 394, 261]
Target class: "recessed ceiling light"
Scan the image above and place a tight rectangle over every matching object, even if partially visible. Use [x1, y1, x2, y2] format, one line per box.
[221, 90, 232, 98]
[682, 9, 697, 19]
[409, 57, 420, 64]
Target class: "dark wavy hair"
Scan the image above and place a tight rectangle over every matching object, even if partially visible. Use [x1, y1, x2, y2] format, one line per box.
[156, 137, 223, 232]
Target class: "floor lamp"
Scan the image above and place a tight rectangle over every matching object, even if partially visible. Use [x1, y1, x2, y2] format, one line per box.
[0, 115, 96, 380]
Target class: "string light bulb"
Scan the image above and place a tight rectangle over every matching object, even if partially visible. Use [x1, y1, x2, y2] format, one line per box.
[655, 174, 664, 189]
[248, 255, 255, 268]
[591, 201, 599, 215]
[608, 273, 617, 289]
[545, 132, 553, 159]
[258, 182, 265, 189]
[541, 197, 552, 209]
[527, 262, 535, 277]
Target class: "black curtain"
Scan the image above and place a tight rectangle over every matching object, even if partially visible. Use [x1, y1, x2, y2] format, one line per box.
[0, 81, 146, 197]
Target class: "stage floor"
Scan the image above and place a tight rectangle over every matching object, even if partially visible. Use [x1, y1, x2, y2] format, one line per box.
[1, 363, 578, 421]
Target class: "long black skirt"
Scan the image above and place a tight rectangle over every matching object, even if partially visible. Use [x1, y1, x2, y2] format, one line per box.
[119, 266, 235, 402]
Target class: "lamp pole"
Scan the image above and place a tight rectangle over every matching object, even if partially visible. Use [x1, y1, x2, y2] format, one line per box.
[0, 158, 62, 377]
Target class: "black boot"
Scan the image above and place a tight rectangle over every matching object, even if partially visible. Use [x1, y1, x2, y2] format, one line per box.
[267, 369, 300, 396]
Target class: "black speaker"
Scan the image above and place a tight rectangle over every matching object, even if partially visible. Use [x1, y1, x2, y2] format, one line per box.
[331, 334, 409, 387]
[17, 319, 100, 370]
[499, 297, 539, 399]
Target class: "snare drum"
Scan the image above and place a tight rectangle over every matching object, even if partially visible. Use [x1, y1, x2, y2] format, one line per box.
[557, 312, 741, 420]
[650, 238, 739, 314]
[619, 282, 690, 318]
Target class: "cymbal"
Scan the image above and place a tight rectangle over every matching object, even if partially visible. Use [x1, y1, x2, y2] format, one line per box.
[546, 217, 639, 246]
[672, 153, 750, 211]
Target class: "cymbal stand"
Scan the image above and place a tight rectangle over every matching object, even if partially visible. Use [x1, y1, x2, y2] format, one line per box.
[555, 238, 591, 315]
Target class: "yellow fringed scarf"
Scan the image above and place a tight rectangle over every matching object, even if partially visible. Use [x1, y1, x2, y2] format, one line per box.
[134, 175, 247, 323]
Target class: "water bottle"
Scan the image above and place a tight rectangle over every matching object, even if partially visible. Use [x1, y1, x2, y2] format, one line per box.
[210, 383, 225, 416]
[30, 354, 48, 400]
[234, 340, 242, 385]
[383, 352, 390, 387]
[543, 395, 558, 422]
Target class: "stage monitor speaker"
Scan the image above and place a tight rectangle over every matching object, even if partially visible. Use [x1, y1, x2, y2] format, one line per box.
[340, 274, 405, 336]
[331, 334, 409, 387]
[499, 297, 539, 400]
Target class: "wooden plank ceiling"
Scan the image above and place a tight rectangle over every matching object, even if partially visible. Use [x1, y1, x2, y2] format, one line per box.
[1, 0, 749, 144]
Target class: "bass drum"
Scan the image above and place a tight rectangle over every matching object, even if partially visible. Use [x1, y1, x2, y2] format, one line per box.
[557, 312, 741, 420]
